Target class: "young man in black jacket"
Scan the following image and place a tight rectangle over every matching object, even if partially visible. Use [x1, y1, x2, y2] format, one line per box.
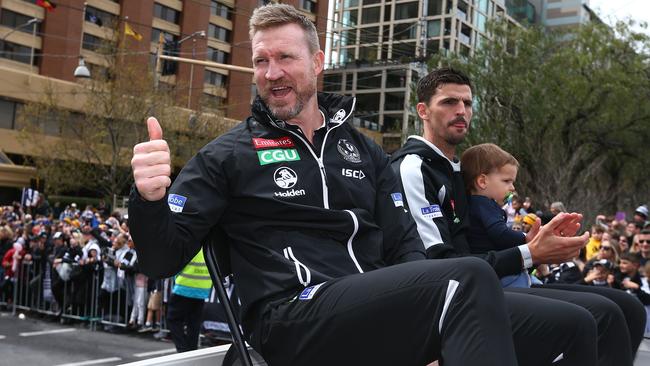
[391, 67, 646, 366]
[129, 4, 597, 365]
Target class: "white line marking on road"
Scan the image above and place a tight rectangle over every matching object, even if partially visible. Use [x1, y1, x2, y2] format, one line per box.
[19, 328, 76, 337]
[0, 335, 6, 340]
[133, 348, 176, 357]
[54, 357, 122, 366]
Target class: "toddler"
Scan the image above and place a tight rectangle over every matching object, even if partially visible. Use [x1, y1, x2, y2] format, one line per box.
[461, 143, 538, 288]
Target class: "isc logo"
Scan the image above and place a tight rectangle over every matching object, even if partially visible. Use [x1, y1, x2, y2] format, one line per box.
[257, 149, 301, 166]
[341, 168, 365, 180]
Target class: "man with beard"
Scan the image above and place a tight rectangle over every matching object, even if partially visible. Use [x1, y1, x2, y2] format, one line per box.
[125, 4, 567, 365]
[391, 67, 646, 366]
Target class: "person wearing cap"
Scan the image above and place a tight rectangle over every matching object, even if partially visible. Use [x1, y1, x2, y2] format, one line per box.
[634, 205, 649, 226]
[582, 259, 614, 287]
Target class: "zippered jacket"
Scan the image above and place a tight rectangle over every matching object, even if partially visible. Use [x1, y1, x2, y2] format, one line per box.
[390, 136, 524, 278]
[129, 93, 425, 328]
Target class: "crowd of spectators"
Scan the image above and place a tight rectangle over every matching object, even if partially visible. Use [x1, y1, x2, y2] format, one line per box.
[504, 197, 650, 325]
[0, 196, 168, 336]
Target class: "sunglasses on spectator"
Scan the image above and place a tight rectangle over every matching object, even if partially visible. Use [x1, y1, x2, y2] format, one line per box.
[600, 246, 612, 251]
[639, 239, 650, 244]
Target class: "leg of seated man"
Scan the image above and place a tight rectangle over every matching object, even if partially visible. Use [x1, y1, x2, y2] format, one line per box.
[504, 291, 597, 366]
[252, 257, 518, 366]
[542, 283, 646, 359]
[509, 285, 634, 366]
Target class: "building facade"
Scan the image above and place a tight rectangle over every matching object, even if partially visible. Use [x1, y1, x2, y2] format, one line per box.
[324, 0, 518, 151]
[0, 0, 328, 200]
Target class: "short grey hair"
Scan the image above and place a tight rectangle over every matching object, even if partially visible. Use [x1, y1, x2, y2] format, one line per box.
[249, 3, 320, 53]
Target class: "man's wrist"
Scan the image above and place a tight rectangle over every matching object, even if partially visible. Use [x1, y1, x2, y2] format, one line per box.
[518, 244, 533, 269]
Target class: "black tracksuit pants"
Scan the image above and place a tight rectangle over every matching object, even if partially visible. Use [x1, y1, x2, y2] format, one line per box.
[511, 283, 646, 366]
[251, 258, 596, 366]
[167, 293, 205, 353]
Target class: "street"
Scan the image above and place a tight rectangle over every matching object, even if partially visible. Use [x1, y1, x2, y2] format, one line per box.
[0, 311, 178, 366]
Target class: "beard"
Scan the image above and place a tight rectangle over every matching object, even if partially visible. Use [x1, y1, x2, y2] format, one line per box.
[444, 116, 469, 145]
[262, 78, 317, 121]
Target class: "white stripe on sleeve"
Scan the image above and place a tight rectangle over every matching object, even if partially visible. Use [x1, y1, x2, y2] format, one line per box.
[399, 154, 444, 249]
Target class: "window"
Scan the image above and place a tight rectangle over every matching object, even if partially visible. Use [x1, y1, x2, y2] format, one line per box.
[386, 69, 406, 88]
[356, 71, 381, 89]
[383, 4, 392, 21]
[355, 93, 380, 113]
[393, 23, 417, 41]
[204, 70, 228, 88]
[342, 28, 357, 45]
[342, 10, 358, 26]
[361, 6, 380, 24]
[211, 1, 232, 20]
[151, 28, 178, 44]
[0, 10, 41, 34]
[384, 91, 405, 110]
[208, 24, 231, 42]
[427, 0, 443, 16]
[301, 0, 317, 13]
[339, 47, 354, 64]
[359, 26, 379, 44]
[427, 20, 441, 37]
[207, 47, 229, 64]
[358, 46, 378, 61]
[395, 2, 418, 20]
[85, 6, 117, 27]
[363, 0, 381, 5]
[323, 74, 342, 92]
[153, 3, 180, 24]
[391, 42, 416, 60]
[0, 98, 18, 130]
[82, 33, 103, 52]
[343, 0, 358, 8]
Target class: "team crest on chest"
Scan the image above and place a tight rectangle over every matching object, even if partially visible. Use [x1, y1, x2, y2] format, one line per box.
[337, 139, 362, 163]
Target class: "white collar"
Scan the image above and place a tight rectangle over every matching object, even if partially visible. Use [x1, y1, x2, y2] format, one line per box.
[407, 135, 461, 172]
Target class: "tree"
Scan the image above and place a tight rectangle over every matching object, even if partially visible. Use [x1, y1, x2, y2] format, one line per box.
[427, 20, 650, 220]
[17, 25, 231, 203]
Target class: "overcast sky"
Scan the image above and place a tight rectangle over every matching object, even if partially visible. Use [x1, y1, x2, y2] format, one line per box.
[589, 0, 650, 34]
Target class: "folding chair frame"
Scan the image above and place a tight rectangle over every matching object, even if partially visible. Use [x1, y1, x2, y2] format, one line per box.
[203, 236, 254, 366]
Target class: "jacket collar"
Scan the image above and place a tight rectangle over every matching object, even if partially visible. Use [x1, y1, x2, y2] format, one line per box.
[251, 92, 356, 129]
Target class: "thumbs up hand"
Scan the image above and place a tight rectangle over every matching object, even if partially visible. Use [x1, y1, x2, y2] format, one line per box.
[131, 117, 172, 201]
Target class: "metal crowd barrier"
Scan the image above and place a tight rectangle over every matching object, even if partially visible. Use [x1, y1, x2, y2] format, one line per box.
[0, 261, 170, 335]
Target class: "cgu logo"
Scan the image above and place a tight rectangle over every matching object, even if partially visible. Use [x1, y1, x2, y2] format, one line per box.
[341, 168, 365, 180]
[257, 148, 301, 166]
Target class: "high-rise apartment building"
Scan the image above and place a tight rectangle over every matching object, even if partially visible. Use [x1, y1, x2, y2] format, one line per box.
[529, 0, 599, 30]
[0, 0, 328, 198]
[324, 0, 518, 152]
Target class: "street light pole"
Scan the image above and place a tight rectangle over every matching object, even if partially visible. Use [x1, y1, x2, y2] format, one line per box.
[29, 19, 38, 68]
[187, 37, 196, 108]
[0, 17, 40, 41]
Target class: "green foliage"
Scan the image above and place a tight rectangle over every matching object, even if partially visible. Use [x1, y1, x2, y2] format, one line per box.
[427, 20, 650, 219]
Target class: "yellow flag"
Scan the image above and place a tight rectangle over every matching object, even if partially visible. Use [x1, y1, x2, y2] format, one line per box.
[124, 22, 143, 41]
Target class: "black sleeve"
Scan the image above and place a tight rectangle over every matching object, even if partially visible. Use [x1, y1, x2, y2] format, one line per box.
[129, 139, 232, 279]
[370, 145, 425, 265]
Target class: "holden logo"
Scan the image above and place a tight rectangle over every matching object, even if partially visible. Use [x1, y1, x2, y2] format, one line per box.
[274, 167, 298, 189]
[337, 139, 362, 163]
[331, 109, 346, 123]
